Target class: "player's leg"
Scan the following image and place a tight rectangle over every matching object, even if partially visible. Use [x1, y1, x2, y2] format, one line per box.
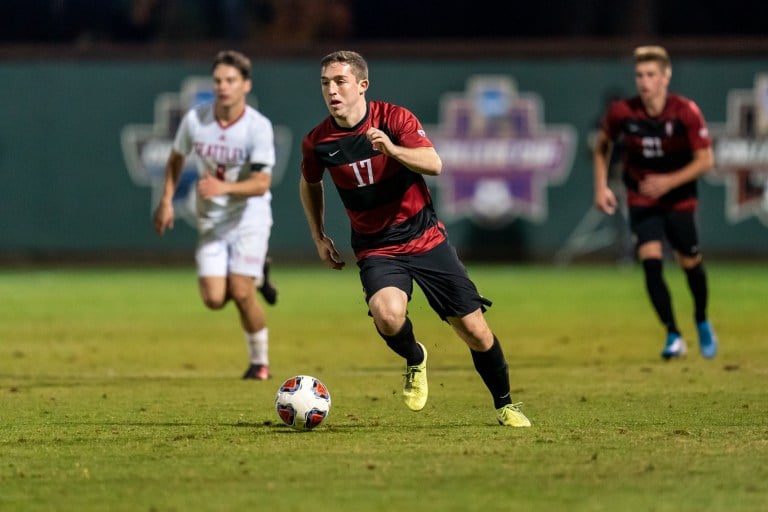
[229, 273, 270, 379]
[257, 256, 278, 305]
[196, 237, 230, 310]
[667, 211, 718, 358]
[447, 311, 530, 427]
[360, 258, 421, 362]
[412, 241, 529, 426]
[631, 207, 685, 359]
[198, 277, 229, 309]
[447, 310, 507, 407]
[229, 223, 271, 380]
[229, 274, 266, 332]
[359, 257, 426, 411]
[369, 286, 428, 411]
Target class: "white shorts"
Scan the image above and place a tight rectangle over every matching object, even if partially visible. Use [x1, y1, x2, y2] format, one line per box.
[196, 219, 271, 282]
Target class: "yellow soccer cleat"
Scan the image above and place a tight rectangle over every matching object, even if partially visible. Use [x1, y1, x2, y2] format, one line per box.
[403, 342, 428, 411]
[496, 403, 532, 427]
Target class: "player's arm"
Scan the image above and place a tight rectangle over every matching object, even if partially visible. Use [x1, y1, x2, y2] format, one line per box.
[153, 150, 185, 235]
[639, 147, 714, 199]
[299, 176, 344, 270]
[198, 165, 272, 200]
[592, 130, 618, 214]
[366, 127, 442, 176]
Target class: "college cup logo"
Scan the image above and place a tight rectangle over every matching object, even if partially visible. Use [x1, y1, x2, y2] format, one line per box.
[427, 76, 576, 227]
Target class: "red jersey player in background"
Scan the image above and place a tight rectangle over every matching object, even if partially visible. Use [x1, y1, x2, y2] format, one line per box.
[299, 50, 531, 427]
[593, 46, 718, 360]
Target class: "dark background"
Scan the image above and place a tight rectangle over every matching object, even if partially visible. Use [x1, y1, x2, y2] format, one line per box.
[1, 1, 766, 264]
[1, 0, 766, 44]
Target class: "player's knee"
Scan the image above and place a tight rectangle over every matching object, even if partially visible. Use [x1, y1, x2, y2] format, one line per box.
[450, 312, 493, 350]
[677, 252, 702, 270]
[201, 295, 227, 310]
[372, 310, 407, 336]
[368, 296, 407, 336]
[637, 241, 663, 260]
[228, 286, 255, 306]
[465, 328, 493, 351]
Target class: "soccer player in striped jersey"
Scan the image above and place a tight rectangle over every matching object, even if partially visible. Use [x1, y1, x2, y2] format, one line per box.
[154, 50, 277, 380]
[300, 50, 531, 427]
[593, 46, 718, 360]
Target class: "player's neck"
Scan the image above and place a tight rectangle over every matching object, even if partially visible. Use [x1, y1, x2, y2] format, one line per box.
[216, 102, 246, 126]
[335, 100, 368, 128]
[643, 93, 667, 117]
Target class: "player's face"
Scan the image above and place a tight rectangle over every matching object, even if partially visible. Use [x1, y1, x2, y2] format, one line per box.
[634, 61, 669, 104]
[320, 62, 368, 127]
[212, 64, 251, 111]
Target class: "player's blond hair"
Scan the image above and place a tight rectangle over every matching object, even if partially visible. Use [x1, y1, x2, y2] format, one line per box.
[321, 50, 369, 82]
[634, 46, 671, 75]
[212, 50, 251, 80]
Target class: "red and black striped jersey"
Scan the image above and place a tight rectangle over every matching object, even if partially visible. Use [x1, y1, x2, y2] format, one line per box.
[301, 100, 445, 259]
[601, 93, 711, 211]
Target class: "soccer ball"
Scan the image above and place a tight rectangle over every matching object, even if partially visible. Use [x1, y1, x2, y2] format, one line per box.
[274, 375, 331, 431]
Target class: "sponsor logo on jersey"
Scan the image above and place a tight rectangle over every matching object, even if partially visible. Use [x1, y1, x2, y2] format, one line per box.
[427, 76, 576, 226]
[709, 72, 768, 226]
[120, 77, 291, 228]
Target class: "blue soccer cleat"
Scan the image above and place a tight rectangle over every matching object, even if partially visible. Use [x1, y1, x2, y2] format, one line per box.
[661, 333, 688, 360]
[696, 320, 718, 359]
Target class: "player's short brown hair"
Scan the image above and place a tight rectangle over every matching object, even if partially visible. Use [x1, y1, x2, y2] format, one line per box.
[320, 50, 368, 82]
[633, 46, 671, 73]
[212, 50, 251, 80]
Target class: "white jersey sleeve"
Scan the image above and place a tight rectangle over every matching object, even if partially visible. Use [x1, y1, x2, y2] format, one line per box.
[172, 110, 195, 156]
[247, 112, 276, 171]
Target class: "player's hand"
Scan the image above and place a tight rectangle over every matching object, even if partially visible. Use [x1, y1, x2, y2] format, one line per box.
[315, 235, 345, 270]
[639, 174, 673, 199]
[153, 202, 174, 235]
[366, 127, 394, 155]
[198, 173, 227, 199]
[594, 186, 617, 215]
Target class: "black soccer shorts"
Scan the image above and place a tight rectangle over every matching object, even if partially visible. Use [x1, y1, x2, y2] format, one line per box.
[357, 241, 492, 321]
[629, 206, 701, 256]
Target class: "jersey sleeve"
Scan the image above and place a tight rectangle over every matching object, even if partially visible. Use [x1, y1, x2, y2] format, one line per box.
[172, 111, 194, 155]
[599, 101, 623, 140]
[390, 105, 434, 148]
[249, 115, 276, 173]
[680, 99, 711, 150]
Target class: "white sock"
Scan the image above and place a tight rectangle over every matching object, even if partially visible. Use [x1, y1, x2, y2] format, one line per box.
[245, 328, 269, 366]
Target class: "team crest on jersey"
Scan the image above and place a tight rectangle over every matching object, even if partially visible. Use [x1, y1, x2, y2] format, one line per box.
[120, 77, 291, 228]
[427, 76, 576, 226]
[709, 72, 768, 226]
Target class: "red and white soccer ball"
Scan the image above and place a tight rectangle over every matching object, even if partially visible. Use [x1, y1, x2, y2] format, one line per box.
[275, 375, 331, 431]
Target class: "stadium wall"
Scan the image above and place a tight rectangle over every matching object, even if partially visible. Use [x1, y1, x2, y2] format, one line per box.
[1, 56, 767, 262]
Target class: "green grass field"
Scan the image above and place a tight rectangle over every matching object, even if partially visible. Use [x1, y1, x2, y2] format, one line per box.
[1, 263, 766, 511]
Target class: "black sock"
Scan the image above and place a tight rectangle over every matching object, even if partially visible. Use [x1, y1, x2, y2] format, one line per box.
[470, 336, 511, 409]
[684, 262, 708, 323]
[642, 259, 679, 334]
[377, 317, 423, 366]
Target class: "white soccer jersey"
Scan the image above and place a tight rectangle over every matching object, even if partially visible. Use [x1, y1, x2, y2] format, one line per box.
[173, 103, 276, 233]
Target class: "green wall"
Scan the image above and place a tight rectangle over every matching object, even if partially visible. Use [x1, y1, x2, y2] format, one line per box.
[1, 56, 766, 261]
